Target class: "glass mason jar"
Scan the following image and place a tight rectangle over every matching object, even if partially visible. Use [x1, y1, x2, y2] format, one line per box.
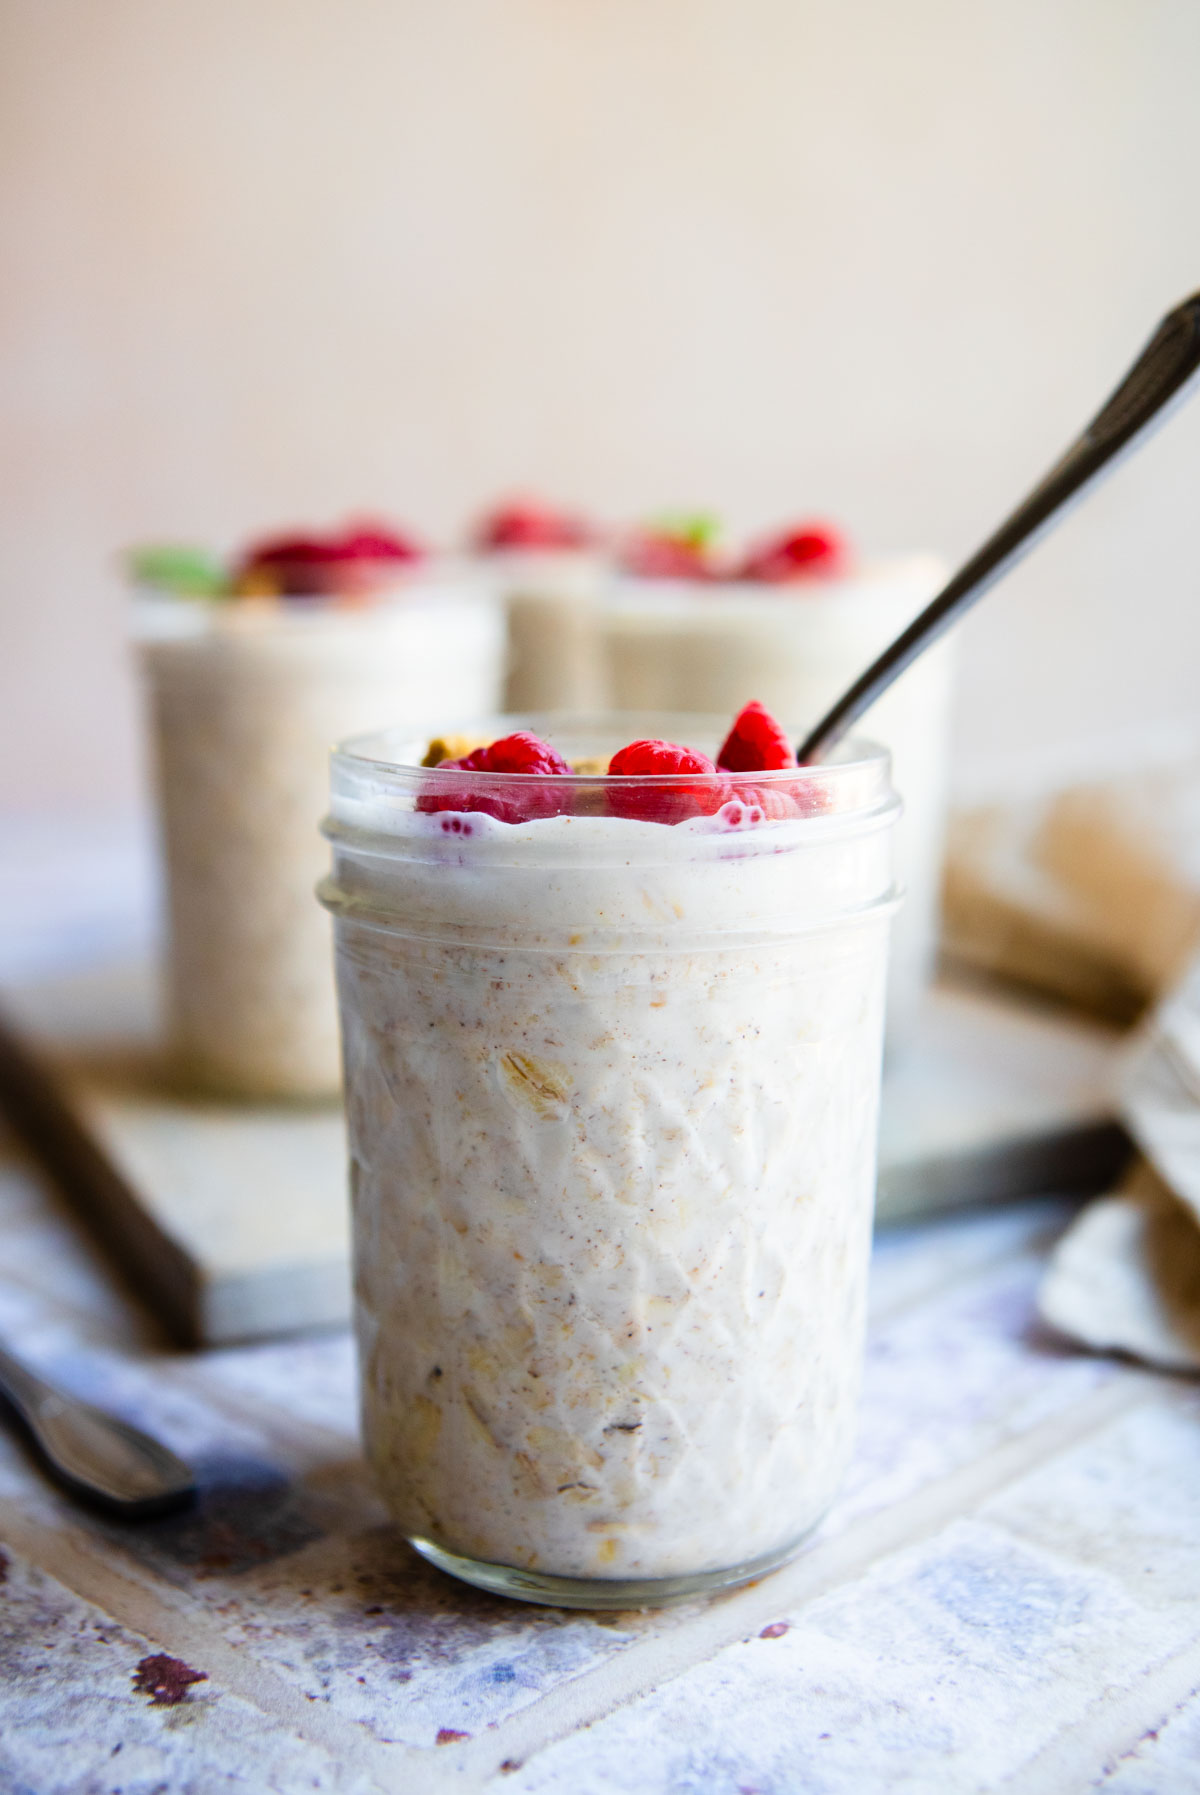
[320, 715, 900, 1607]
[137, 577, 503, 1099]
[485, 546, 610, 714]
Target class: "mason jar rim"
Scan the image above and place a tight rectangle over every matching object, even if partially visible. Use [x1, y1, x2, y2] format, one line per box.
[333, 711, 892, 799]
[321, 713, 902, 943]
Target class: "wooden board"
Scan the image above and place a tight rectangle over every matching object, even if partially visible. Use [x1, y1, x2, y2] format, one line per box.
[876, 978, 1129, 1221]
[0, 961, 1130, 1346]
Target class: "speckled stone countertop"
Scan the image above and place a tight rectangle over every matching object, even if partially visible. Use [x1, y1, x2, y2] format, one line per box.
[4, 1138, 1200, 1793]
[2, 829, 1199, 1794]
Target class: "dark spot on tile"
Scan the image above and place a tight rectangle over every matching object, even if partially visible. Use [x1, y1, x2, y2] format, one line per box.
[0, 1548, 8, 1584]
[436, 1727, 471, 1744]
[759, 1621, 789, 1639]
[131, 1652, 208, 1706]
[500, 1760, 523, 1774]
[489, 1662, 517, 1684]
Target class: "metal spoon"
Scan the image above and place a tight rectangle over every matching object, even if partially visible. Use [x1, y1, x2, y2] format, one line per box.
[797, 289, 1200, 764]
[0, 1341, 196, 1517]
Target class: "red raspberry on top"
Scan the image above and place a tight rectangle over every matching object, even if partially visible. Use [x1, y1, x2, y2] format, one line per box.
[236, 533, 340, 595]
[717, 701, 795, 773]
[454, 732, 571, 777]
[724, 780, 832, 823]
[476, 500, 593, 552]
[607, 738, 725, 824]
[417, 731, 572, 825]
[621, 515, 722, 581]
[738, 521, 846, 583]
[334, 521, 424, 564]
[237, 520, 424, 597]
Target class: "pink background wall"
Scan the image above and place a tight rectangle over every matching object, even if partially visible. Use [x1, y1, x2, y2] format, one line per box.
[3, 0, 1199, 812]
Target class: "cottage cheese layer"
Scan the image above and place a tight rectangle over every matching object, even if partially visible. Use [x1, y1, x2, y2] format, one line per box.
[140, 586, 503, 1098]
[323, 735, 899, 1582]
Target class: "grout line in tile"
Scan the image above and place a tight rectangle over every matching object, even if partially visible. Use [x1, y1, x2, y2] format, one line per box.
[0, 1347, 1167, 1794]
[0, 1505, 418, 1795]
[1007, 1632, 1200, 1795]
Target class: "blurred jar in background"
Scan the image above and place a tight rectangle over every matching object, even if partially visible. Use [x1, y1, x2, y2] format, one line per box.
[474, 499, 610, 713]
[132, 525, 505, 1098]
[600, 521, 953, 1043]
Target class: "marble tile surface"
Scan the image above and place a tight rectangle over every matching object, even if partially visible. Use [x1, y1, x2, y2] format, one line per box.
[1098, 1692, 1200, 1794]
[0, 1544, 370, 1795]
[1, 1132, 1196, 1791]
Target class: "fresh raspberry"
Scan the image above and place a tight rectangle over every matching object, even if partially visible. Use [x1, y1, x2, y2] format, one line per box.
[738, 521, 846, 583]
[713, 792, 793, 829]
[236, 533, 340, 595]
[334, 521, 424, 564]
[609, 739, 717, 780]
[716, 701, 795, 773]
[476, 500, 593, 552]
[237, 520, 424, 597]
[458, 732, 571, 777]
[621, 516, 722, 581]
[607, 739, 725, 824]
[712, 778, 833, 829]
[728, 780, 832, 821]
[416, 732, 572, 825]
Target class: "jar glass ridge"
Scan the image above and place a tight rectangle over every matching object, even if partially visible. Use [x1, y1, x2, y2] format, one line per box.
[321, 714, 900, 1607]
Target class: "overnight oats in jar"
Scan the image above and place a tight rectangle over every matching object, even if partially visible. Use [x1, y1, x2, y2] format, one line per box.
[133, 521, 504, 1099]
[473, 499, 609, 713]
[320, 705, 900, 1606]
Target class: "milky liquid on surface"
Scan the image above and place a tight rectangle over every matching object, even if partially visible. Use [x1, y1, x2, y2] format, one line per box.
[324, 748, 898, 1581]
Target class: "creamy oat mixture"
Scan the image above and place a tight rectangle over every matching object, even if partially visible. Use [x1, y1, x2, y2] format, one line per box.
[324, 749, 898, 1581]
[490, 547, 608, 714]
[142, 591, 503, 1097]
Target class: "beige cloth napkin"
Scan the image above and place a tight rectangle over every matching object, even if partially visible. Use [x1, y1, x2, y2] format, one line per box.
[1039, 991, 1200, 1371]
[944, 755, 1200, 1369]
[943, 758, 1200, 1024]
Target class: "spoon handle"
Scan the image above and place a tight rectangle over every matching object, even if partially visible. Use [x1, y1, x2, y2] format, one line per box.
[0, 1343, 196, 1517]
[796, 291, 1200, 764]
